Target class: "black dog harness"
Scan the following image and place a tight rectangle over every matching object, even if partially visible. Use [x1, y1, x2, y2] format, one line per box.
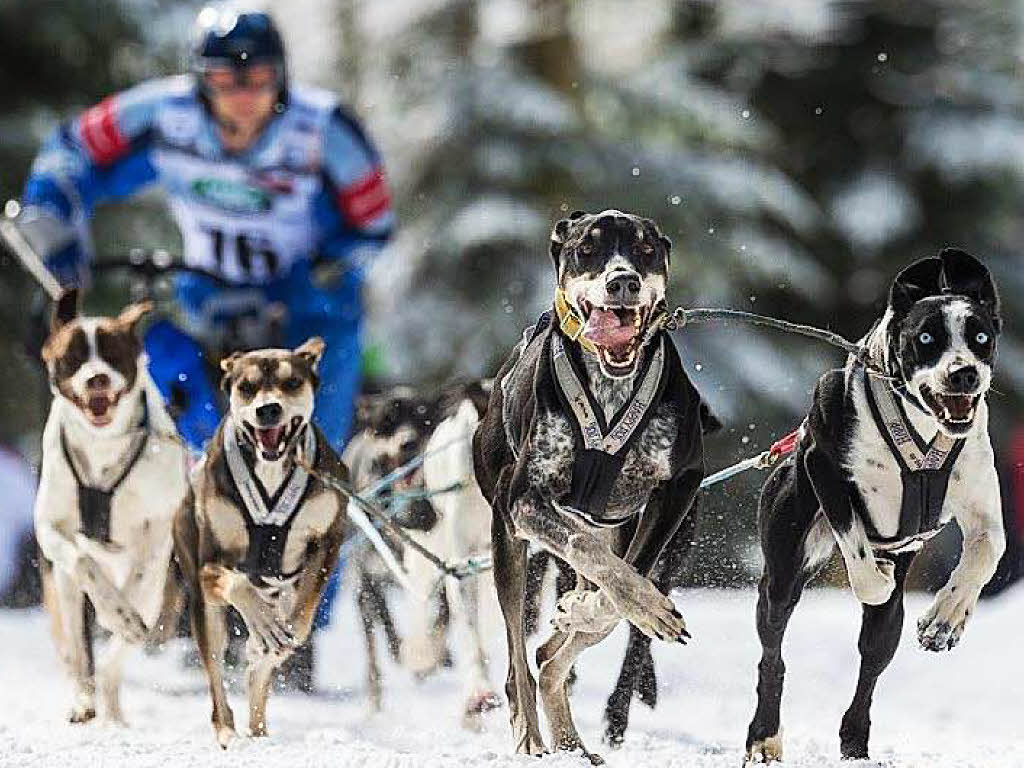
[61, 397, 150, 544]
[223, 418, 317, 585]
[502, 312, 670, 526]
[549, 332, 668, 525]
[862, 368, 966, 552]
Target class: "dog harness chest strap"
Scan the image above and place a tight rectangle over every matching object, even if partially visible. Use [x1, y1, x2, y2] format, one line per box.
[862, 369, 966, 547]
[550, 332, 667, 524]
[224, 418, 317, 582]
[60, 398, 151, 543]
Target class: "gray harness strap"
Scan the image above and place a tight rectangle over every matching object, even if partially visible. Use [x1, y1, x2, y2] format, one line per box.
[867, 372, 958, 470]
[862, 369, 967, 551]
[224, 419, 317, 583]
[224, 418, 316, 526]
[550, 333, 665, 456]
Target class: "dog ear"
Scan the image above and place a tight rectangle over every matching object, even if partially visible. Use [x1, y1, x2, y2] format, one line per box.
[550, 217, 573, 267]
[355, 393, 383, 431]
[115, 300, 154, 335]
[889, 257, 943, 316]
[51, 287, 79, 331]
[698, 400, 723, 436]
[938, 248, 1001, 330]
[295, 336, 326, 371]
[219, 351, 242, 392]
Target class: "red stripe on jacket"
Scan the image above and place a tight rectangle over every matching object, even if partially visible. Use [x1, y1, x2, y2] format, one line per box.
[336, 168, 391, 228]
[79, 97, 130, 166]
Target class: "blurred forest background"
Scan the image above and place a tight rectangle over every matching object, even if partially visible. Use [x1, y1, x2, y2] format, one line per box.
[1, 0, 1022, 592]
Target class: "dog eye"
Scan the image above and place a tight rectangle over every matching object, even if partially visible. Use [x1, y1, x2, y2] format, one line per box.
[237, 380, 258, 397]
[918, 332, 933, 345]
[975, 332, 989, 345]
[282, 377, 303, 392]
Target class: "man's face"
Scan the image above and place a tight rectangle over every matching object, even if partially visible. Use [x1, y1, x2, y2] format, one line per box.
[204, 64, 278, 135]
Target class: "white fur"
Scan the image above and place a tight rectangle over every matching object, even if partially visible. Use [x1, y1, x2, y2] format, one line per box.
[830, 309, 1004, 636]
[35, 356, 189, 722]
[405, 399, 499, 723]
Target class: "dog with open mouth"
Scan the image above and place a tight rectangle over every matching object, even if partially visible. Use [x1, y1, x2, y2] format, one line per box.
[34, 288, 190, 725]
[745, 249, 1006, 763]
[173, 338, 350, 748]
[473, 209, 707, 764]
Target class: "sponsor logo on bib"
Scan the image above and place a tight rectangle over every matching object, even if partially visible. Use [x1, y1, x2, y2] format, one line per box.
[191, 178, 272, 214]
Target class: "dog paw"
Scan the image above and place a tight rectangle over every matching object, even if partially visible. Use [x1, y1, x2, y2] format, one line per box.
[552, 590, 619, 634]
[245, 610, 296, 658]
[215, 724, 239, 749]
[605, 575, 689, 644]
[917, 588, 975, 652]
[69, 704, 96, 724]
[746, 733, 784, 763]
[849, 558, 896, 606]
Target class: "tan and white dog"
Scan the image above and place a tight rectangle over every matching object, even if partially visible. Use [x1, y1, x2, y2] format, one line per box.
[35, 288, 189, 725]
[174, 339, 350, 748]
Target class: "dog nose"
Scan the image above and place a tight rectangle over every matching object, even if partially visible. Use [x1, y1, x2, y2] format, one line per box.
[948, 365, 980, 393]
[255, 402, 283, 426]
[606, 272, 642, 304]
[86, 373, 110, 390]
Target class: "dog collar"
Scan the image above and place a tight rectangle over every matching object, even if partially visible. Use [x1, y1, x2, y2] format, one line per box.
[554, 287, 600, 356]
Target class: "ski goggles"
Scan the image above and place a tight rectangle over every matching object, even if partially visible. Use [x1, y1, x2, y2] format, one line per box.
[202, 64, 279, 94]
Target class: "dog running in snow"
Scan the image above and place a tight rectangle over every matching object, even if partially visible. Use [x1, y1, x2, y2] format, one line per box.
[34, 288, 190, 724]
[173, 338, 350, 748]
[474, 209, 707, 764]
[745, 249, 1005, 763]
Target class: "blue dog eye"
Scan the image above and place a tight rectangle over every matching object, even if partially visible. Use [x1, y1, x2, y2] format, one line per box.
[918, 332, 933, 344]
[976, 332, 989, 345]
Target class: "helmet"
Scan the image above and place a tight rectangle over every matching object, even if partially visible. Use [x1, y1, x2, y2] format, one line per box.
[191, 5, 287, 104]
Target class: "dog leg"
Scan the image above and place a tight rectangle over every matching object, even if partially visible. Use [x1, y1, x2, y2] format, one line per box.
[603, 625, 653, 748]
[745, 477, 823, 765]
[493, 504, 546, 756]
[839, 553, 912, 760]
[804, 446, 896, 606]
[52, 568, 96, 723]
[246, 654, 277, 738]
[190, 571, 238, 748]
[201, 564, 295, 657]
[96, 634, 131, 725]
[918, 476, 1005, 652]
[537, 627, 615, 765]
[446, 572, 501, 729]
[512, 492, 686, 643]
[73, 552, 148, 643]
[357, 571, 385, 711]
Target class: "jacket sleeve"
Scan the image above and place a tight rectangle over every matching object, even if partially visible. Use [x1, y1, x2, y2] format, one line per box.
[313, 106, 394, 279]
[21, 79, 164, 284]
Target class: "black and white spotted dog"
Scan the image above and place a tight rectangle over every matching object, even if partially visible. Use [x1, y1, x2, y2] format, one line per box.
[745, 249, 1005, 763]
[35, 289, 190, 724]
[474, 210, 707, 764]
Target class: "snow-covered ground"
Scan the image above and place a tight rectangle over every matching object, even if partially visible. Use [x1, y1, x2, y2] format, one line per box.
[1, 585, 1021, 768]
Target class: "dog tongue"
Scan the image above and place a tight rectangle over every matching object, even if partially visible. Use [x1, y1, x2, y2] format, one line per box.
[943, 395, 973, 420]
[583, 308, 636, 348]
[257, 425, 284, 452]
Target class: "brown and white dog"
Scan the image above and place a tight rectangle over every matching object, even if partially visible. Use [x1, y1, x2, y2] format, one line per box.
[173, 339, 350, 748]
[34, 288, 189, 724]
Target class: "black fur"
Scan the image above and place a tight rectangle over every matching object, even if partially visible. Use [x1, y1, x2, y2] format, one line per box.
[746, 249, 1002, 762]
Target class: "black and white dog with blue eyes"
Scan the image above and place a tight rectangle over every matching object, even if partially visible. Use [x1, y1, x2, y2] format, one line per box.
[746, 248, 1006, 763]
[474, 210, 706, 764]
